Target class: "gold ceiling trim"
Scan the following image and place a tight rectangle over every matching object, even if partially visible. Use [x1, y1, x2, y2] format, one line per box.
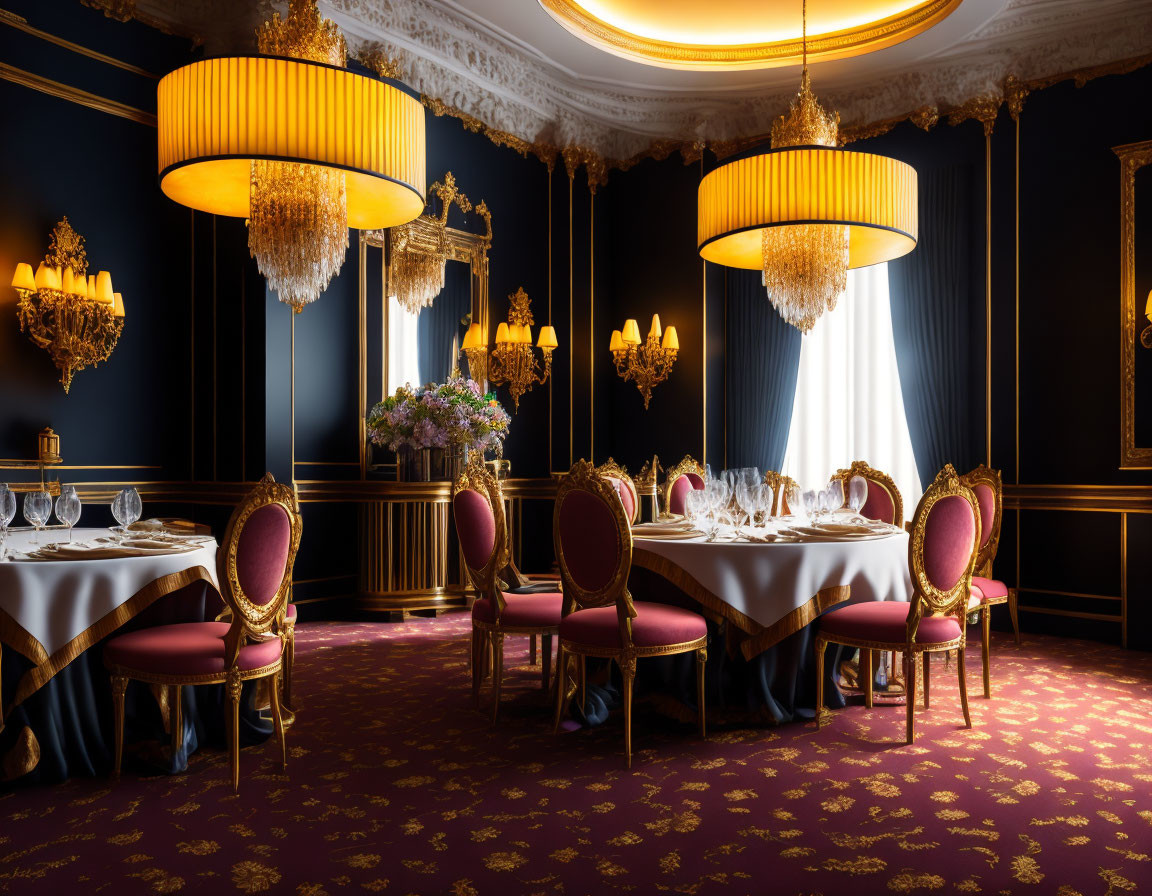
[0, 61, 156, 126]
[537, 0, 961, 70]
[0, 8, 159, 78]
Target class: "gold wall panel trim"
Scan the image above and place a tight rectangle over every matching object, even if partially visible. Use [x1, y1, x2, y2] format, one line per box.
[985, 132, 992, 468]
[0, 61, 156, 126]
[1004, 484, 1152, 513]
[537, 0, 961, 71]
[1015, 605, 1123, 624]
[1114, 138, 1152, 468]
[0, 8, 159, 78]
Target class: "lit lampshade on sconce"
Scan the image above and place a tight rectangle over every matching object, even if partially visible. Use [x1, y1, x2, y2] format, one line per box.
[10, 218, 126, 391]
[11, 263, 35, 292]
[465, 287, 556, 411]
[610, 312, 680, 409]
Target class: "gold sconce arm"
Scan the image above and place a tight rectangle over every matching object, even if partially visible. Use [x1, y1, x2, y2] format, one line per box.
[475, 288, 557, 411]
[610, 315, 678, 409]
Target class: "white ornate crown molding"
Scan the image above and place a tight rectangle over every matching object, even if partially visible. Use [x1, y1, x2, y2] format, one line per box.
[89, 0, 1152, 169]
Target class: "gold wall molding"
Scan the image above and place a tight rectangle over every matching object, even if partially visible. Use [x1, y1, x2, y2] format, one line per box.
[1114, 138, 1152, 469]
[0, 8, 158, 78]
[1003, 484, 1152, 514]
[0, 61, 155, 126]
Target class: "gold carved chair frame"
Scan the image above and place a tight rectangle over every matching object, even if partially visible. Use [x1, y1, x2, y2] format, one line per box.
[834, 460, 905, 528]
[1115, 139, 1152, 468]
[595, 457, 640, 525]
[661, 454, 704, 517]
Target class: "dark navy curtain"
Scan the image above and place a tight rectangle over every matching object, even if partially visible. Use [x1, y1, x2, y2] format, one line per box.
[888, 166, 978, 487]
[725, 269, 803, 470]
[418, 260, 471, 385]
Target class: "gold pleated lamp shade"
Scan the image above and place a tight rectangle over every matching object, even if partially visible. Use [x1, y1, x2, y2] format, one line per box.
[156, 56, 426, 230]
[697, 147, 918, 270]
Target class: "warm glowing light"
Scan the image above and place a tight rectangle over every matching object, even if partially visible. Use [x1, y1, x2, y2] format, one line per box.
[609, 329, 624, 352]
[649, 313, 662, 339]
[538, 326, 559, 350]
[113, 293, 125, 318]
[622, 319, 642, 345]
[495, 322, 511, 344]
[11, 263, 35, 291]
[662, 326, 679, 351]
[462, 322, 483, 349]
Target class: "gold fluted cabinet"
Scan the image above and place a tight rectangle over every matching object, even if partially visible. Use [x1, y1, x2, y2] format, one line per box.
[312, 478, 559, 616]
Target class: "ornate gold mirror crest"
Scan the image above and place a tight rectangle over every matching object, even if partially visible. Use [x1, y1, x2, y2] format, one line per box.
[1115, 139, 1152, 468]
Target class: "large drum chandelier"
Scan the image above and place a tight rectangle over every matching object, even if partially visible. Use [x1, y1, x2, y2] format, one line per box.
[156, 0, 426, 312]
[698, 3, 917, 333]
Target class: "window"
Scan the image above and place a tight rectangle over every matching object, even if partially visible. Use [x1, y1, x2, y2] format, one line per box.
[781, 263, 921, 509]
[386, 294, 422, 393]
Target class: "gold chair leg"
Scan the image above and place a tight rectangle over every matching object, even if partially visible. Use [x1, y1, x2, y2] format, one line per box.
[904, 652, 916, 744]
[863, 648, 873, 709]
[957, 647, 972, 728]
[552, 644, 567, 733]
[981, 605, 992, 699]
[541, 634, 553, 692]
[226, 670, 242, 793]
[471, 627, 484, 706]
[696, 648, 707, 739]
[620, 655, 636, 768]
[269, 672, 287, 771]
[530, 634, 537, 666]
[1008, 588, 1021, 644]
[111, 674, 128, 779]
[814, 637, 825, 730]
[491, 632, 505, 724]
[922, 651, 930, 709]
[283, 625, 295, 712]
[578, 655, 586, 716]
[170, 684, 183, 758]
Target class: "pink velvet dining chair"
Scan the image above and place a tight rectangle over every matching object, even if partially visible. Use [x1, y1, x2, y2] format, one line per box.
[661, 455, 705, 517]
[815, 464, 981, 744]
[103, 473, 302, 791]
[454, 459, 562, 722]
[552, 460, 708, 767]
[834, 460, 904, 528]
[962, 465, 1019, 698]
[596, 458, 640, 525]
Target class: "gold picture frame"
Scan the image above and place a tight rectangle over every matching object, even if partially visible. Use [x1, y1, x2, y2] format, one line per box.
[1115, 139, 1152, 469]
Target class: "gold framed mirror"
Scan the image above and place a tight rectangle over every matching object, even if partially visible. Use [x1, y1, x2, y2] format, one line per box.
[357, 174, 493, 474]
[1115, 139, 1152, 469]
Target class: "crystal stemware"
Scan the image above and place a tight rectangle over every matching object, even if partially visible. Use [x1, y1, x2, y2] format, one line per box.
[55, 485, 82, 542]
[848, 475, 868, 522]
[825, 479, 845, 514]
[785, 482, 802, 520]
[24, 490, 51, 545]
[0, 484, 15, 560]
[112, 487, 142, 541]
[801, 489, 817, 524]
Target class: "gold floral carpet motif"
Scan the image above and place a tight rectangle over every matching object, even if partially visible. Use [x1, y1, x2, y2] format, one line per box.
[2, 612, 1151, 894]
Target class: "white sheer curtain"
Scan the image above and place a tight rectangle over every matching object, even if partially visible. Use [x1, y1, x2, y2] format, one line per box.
[386, 295, 422, 393]
[781, 263, 921, 510]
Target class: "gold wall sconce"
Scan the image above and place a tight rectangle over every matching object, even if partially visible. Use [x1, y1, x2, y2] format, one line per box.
[1141, 289, 1152, 348]
[10, 217, 125, 393]
[463, 287, 557, 411]
[609, 314, 678, 409]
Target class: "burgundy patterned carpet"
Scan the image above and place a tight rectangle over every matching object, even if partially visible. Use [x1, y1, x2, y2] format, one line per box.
[3, 612, 1152, 895]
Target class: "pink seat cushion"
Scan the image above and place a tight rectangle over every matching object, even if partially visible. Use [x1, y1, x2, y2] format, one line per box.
[973, 484, 996, 548]
[236, 503, 292, 606]
[923, 494, 977, 591]
[971, 576, 1008, 600]
[560, 601, 706, 649]
[454, 488, 496, 570]
[861, 480, 897, 525]
[104, 622, 282, 676]
[471, 592, 563, 627]
[605, 477, 636, 523]
[558, 489, 622, 593]
[820, 601, 961, 645]
[286, 603, 297, 621]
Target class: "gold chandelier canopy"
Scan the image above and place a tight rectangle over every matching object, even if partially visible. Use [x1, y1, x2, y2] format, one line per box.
[156, 0, 426, 312]
[697, 5, 917, 332]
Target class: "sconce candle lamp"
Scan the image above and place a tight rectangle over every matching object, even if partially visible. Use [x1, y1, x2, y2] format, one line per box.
[463, 287, 557, 411]
[610, 313, 678, 409]
[1141, 288, 1152, 349]
[10, 217, 125, 392]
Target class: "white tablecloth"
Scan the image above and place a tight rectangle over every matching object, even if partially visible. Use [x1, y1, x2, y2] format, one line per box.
[632, 531, 911, 655]
[0, 528, 218, 662]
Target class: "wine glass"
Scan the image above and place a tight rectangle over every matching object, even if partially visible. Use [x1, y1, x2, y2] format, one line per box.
[684, 488, 703, 531]
[785, 482, 802, 520]
[825, 479, 845, 514]
[735, 480, 755, 533]
[115, 487, 142, 540]
[801, 489, 817, 524]
[55, 485, 81, 542]
[0, 484, 15, 560]
[24, 490, 51, 545]
[757, 484, 775, 532]
[848, 475, 869, 522]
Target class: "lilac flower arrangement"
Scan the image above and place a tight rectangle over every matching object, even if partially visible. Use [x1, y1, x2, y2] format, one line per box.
[367, 377, 511, 454]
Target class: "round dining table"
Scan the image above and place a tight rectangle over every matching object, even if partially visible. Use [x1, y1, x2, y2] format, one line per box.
[0, 527, 268, 784]
[587, 523, 915, 726]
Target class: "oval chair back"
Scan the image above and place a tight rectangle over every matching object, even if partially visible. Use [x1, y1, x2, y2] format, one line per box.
[596, 458, 639, 525]
[835, 460, 904, 528]
[217, 473, 303, 666]
[663, 454, 705, 516]
[554, 460, 636, 642]
[452, 460, 508, 613]
[906, 464, 981, 640]
[960, 465, 1002, 578]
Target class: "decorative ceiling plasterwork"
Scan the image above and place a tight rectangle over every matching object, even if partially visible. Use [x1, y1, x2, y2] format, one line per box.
[89, 0, 1152, 174]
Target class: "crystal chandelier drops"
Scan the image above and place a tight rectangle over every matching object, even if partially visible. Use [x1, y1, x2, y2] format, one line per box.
[249, 0, 349, 314]
[761, 3, 848, 334]
[389, 174, 471, 315]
